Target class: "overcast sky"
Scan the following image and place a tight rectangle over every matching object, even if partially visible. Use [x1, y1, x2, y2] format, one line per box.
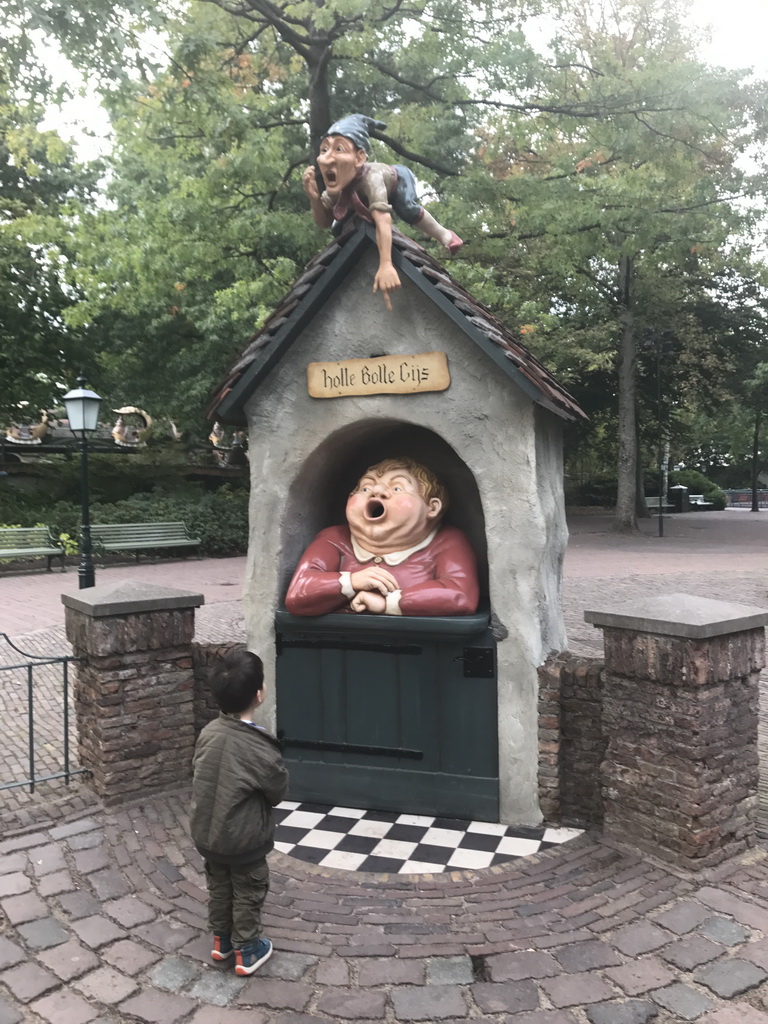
[689, 0, 768, 75]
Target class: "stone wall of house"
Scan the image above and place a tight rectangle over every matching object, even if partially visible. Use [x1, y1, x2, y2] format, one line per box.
[244, 249, 568, 825]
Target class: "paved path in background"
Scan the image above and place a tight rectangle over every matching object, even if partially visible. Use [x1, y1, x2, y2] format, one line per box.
[1, 556, 247, 638]
[1, 510, 768, 1023]
[563, 509, 768, 655]
[3, 509, 767, 641]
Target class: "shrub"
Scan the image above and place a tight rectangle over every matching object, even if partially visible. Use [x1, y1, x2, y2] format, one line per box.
[90, 486, 250, 556]
[565, 475, 617, 507]
[0, 488, 250, 558]
[668, 469, 726, 510]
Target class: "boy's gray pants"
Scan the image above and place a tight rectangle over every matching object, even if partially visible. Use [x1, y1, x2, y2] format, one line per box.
[204, 857, 269, 948]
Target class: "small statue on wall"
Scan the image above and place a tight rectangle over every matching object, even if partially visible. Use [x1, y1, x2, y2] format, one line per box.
[285, 458, 479, 617]
[302, 114, 463, 310]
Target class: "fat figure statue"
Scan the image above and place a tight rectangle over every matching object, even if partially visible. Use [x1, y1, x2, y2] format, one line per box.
[285, 458, 479, 617]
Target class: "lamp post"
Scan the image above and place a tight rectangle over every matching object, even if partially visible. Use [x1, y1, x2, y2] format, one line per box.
[63, 376, 102, 589]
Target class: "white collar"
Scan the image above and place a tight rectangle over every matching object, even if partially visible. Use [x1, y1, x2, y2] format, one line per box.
[350, 527, 438, 566]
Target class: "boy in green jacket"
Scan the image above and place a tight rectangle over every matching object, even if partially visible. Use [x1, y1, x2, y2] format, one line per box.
[190, 650, 289, 975]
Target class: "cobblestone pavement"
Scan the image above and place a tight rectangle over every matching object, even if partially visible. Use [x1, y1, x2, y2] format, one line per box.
[1, 792, 768, 1023]
[2, 512, 768, 1022]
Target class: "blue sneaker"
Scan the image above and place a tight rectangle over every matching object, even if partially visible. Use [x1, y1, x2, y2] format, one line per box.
[211, 934, 234, 961]
[235, 937, 273, 976]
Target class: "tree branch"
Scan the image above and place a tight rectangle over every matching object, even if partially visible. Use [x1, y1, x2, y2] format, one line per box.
[145, 131, 206, 142]
[632, 112, 723, 160]
[199, 0, 316, 58]
[551, 62, 604, 77]
[371, 130, 460, 176]
[543, 154, 622, 181]
[349, 57, 694, 124]
[268, 156, 307, 210]
[356, 56, 468, 99]
[249, 118, 308, 131]
[483, 222, 604, 241]
[656, 192, 756, 214]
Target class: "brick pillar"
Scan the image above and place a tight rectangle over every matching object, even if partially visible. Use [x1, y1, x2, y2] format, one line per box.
[585, 593, 767, 871]
[63, 580, 204, 804]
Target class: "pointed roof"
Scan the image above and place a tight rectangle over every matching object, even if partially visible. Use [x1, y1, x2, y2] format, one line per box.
[208, 219, 587, 424]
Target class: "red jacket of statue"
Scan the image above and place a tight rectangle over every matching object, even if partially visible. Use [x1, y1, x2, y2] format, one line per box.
[284, 524, 479, 617]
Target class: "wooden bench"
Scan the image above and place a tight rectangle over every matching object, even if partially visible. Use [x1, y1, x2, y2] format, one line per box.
[645, 496, 674, 513]
[89, 522, 202, 562]
[0, 526, 66, 571]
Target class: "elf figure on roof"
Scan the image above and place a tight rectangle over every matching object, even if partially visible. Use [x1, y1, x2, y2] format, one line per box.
[302, 113, 463, 310]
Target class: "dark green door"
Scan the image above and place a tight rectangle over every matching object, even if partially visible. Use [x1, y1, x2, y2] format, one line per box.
[275, 608, 498, 821]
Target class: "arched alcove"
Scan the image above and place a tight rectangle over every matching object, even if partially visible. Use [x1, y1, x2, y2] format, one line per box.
[279, 417, 489, 600]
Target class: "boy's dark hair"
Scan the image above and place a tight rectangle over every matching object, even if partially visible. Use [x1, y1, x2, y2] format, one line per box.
[209, 649, 264, 714]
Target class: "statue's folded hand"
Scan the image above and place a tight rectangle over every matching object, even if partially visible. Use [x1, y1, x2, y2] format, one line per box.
[350, 590, 387, 614]
[349, 566, 398, 594]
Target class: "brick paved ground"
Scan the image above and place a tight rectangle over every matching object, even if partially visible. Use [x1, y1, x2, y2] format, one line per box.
[1, 511, 768, 1022]
[1, 791, 768, 1022]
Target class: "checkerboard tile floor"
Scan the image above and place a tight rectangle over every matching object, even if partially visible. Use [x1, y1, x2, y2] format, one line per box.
[274, 801, 583, 874]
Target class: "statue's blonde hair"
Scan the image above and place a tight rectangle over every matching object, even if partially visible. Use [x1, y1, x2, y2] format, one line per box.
[358, 458, 448, 515]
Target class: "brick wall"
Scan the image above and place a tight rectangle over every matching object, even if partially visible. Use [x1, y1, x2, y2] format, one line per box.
[67, 608, 197, 804]
[600, 627, 761, 870]
[538, 652, 605, 827]
[191, 641, 243, 735]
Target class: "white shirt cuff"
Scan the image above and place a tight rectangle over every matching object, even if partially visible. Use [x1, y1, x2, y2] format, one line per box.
[339, 572, 355, 599]
[385, 590, 403, 615]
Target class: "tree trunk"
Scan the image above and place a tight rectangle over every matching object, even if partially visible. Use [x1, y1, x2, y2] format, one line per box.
[750, 408, 761, 512]
[635, 426, 649, 517]
[307, 44, 332, 159]
[615, 255, 638, 533]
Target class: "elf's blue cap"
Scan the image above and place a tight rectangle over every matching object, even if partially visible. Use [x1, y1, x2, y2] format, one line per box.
[323, 114, 386, 153]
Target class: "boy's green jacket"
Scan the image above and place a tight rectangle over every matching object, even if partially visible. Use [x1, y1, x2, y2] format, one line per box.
[190, 714, 289, 865]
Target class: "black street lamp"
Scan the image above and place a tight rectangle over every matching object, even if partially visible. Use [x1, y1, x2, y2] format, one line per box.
[63, 376, 102, 589]
[644, 328, 670, 538]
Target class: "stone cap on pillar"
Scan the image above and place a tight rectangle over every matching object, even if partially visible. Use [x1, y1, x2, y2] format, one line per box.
[62, 580, 205, 619]
[585, 592, 768, 639]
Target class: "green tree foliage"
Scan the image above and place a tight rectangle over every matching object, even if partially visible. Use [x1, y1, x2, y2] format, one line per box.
[451, 0, 768, 527]
[3, 0, 172, 87]
[14, 0, 768, 505]
[670, 262, 768, 504]
[0, 55, 98, 421]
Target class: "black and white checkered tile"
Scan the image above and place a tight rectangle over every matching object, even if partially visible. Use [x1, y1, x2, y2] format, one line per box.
[274, 801, 582, 874]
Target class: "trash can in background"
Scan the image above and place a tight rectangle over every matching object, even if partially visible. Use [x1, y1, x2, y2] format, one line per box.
[669, 484, 689, 513]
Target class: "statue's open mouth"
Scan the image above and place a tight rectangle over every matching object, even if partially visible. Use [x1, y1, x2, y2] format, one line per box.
[325, 169, 337, 185]
[366, 499, 385, 520]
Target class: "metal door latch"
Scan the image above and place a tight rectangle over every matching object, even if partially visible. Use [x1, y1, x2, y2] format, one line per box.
[454, 647, 495, 678]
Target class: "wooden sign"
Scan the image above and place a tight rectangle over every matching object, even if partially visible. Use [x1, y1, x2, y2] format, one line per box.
[307, 352, 450, 399]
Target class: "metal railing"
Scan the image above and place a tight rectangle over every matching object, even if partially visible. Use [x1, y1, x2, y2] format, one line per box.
[0, 633, 89, 793]
[723, 489, 768, 508]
